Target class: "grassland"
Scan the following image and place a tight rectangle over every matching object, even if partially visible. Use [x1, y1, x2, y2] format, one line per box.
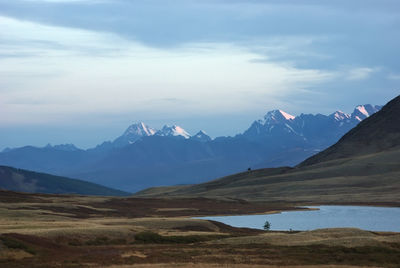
[135, 149, 400, 205]
[0, 190, 400, 267]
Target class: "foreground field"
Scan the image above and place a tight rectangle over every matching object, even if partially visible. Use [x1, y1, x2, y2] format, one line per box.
[0, 190, 399, 268]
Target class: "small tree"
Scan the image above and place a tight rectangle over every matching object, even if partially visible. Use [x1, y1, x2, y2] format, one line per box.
[263, 220, 271, 231]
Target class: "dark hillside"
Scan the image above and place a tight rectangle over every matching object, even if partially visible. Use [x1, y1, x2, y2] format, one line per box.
[0, 166, 129, 196]
[300, 95, 400, 166]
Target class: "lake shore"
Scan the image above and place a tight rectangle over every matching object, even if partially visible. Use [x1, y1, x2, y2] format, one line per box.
[195, 205, 400, 232]
[1, 191, 400, 267]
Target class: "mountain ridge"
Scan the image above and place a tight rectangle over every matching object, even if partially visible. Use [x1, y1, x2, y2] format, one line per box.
[0, 103, 382, 192]
[135, 95, 400, 203]
[300, 96, 400, 167]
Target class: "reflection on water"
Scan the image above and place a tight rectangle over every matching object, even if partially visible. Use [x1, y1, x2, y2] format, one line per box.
[195, 206, 400, 232]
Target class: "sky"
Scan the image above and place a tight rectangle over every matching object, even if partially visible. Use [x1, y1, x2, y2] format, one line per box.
[0, 0, 399, 150]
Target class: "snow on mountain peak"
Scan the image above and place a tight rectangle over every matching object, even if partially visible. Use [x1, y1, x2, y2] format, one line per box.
[331, 110, 351, 121]
[279, 110, 296, 120]
[352, 104, 381, 122]
[112, 122, 157, 147]
[156, 125, 191, 139]
[261, 109, 295, 124]
[124, 122, 156, 137]
[355, 105, 370, 117]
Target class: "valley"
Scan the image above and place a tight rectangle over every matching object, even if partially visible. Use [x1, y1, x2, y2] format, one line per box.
[2, 1, 399, 267]
[1, 191, 400, 268]
[1, 96, 400, 267]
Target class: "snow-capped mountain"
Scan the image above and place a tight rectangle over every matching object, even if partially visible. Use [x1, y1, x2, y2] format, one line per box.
[330, 110, 351, 122]
[191, 130, 212, 142]
[261, 109, 295, 124]
[155, 125, 191, 139]
[0, 102, 383, 192]
[112, 122, 156, 147]
[243, 109, 303, 145]
[352, 104, 382, 121]
[243, 104, 382, 149]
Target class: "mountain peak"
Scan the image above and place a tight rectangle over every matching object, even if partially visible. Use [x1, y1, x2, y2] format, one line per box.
[113, 122, 156, 147]
[355, 105, 370, 117]
[43, 143, 80, 151]
[351, 104, 382, 122]
[191, 130, 212, 142]
[156, 125, 191, 139]
[261, 109, 295, 124]
[123, 122, 156, 137]
[330, 110, 351, 121]
[53, 144, 80, 151]
[278, 110, 296, 120]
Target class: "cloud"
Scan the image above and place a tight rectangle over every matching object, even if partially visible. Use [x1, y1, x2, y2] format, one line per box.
[0, 16, 128, 58]
[20, 0, 108, 3]
[1, 1, 399, 148]
[345, 67, 380, 81]
[0, 1, 398, 129]
[387, 73, 400, 80]
[0, 16, 337, 125]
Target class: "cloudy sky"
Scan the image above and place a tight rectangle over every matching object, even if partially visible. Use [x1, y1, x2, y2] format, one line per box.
[0, 0, 399, 149]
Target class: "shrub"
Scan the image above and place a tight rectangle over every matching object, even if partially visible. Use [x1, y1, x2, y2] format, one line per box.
[0, 236, 36, 254]
[134, 232, 165, 243]
[133, 231, 221, 244]
[84, 236, 127, 246]
[263, 220, 271, 231]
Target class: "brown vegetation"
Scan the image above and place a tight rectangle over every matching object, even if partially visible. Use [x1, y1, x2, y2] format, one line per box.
[0, 190, 400, 267]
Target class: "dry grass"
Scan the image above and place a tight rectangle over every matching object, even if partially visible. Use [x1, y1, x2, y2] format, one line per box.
[0, 212, 224, 239]
[155, 208, 199, 212]
[120, 251, 147, 258]
[0, 191, 399, 267]
[0, 249, 33, 260]
[103, 265, 382, 268]
[138, 149, 400, 205]
[209, 228, 400, 248]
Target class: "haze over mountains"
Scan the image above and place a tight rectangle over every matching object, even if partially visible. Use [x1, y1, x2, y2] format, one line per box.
[136, 95, 400, 203]
[0, 104, 381, 192]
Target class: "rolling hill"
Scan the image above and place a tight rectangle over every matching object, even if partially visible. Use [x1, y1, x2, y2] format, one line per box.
[0, 165, 129, 196]
[135, 95, 400, 204]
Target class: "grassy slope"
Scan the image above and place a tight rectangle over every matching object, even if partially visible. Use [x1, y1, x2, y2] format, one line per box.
[0, 165, 130, 196]
[135, 147, 400, 203]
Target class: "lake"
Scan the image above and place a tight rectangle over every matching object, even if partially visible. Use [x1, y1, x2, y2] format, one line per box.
[195, 206, 400, 232]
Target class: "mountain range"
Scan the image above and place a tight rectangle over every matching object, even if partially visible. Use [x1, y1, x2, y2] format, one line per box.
[136, 95, 400, 204]
[0, 104, 381, 192]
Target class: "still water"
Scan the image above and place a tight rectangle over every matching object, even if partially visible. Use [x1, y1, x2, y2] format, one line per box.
[195, 206, 400, 232]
